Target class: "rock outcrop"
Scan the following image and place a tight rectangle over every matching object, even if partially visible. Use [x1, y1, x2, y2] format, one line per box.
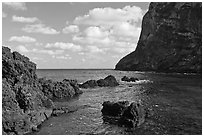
[2, 46, 82, 134]
[2, 47, 53, 134]
[121, 76, 139, 82]
[39, 78, 82, 101]
[79, 75, 119, 88]
[101, 101, 146, 128]
[115, 2, 202, 73]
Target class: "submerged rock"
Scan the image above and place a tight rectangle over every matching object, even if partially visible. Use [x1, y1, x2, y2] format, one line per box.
[115, 2, 202, 73]
[80, 75, 119, 88]
[101, 101, 145, 128]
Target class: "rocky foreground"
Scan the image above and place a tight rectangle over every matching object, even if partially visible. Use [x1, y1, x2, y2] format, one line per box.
[115, 2, 202, 73]
[2, 46, 82, 134]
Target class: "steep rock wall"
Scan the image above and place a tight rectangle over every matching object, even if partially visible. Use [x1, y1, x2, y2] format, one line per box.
[115, 2, 202, 73]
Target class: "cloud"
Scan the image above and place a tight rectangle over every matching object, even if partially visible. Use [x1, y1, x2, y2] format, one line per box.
[72, 5, 144, 57]
[45, 42, 82, 52]
[22, 24, 60, 34]
[62, 25, 79, 34]
[2, 12, 7, 18]
[3, 2, 27, 10]
[9, 36, 36, 43]
[16, 45, 29, 53]
[31, 48, 64, 55]
[12, 15, 39, 23]
[111, 22, 141, 38]
[54, 55, 72, 60]
[74, 6, 144, 27]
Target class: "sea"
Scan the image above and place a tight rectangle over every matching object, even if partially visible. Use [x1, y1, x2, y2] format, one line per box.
[33, 69, 202, 135]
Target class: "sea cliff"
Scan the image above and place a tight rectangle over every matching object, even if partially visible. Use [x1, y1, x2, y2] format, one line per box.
[115, 2, 202, 73]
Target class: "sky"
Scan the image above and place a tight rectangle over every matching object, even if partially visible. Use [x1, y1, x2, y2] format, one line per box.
[2, 2, 149, 69]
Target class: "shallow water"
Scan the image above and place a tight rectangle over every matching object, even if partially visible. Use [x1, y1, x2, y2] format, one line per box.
[34, 69, 202, 135]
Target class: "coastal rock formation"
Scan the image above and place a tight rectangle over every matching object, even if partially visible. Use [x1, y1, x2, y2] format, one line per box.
[102, 101, 129, 117]
[80, 75, 119, 88]
[115, 2, 202, 73]
[2, 46, 53, 134]
[2, 46, 82, 134]
[39, 78, 82, 101]
[121, 76, 139, 82]
[101, 101, 145, 128]
[119, 102, 145, 128]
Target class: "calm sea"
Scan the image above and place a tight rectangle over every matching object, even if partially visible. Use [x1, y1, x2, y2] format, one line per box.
[34, 69, 202, 135]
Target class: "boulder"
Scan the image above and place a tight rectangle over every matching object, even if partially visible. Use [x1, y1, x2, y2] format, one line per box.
[39, 78, 82, 101]
[101, 101, 129, 117]
[97, 79, 108, 87]
[104, 75, 119, 87]
[121, 76, 139, 82]
[119, 102, 145, 128]
[101, 101, 146, 128]
[121, 76, 129, 82]
[79, 80, 98, 88]
[80, 75, 119, 88]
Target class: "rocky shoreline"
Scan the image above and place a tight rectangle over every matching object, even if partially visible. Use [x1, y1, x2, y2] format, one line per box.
[2, 46, 83, 135]
[2, 46, 123, 134]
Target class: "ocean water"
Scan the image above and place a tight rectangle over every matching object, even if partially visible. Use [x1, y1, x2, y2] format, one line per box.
[34, 69, 202, 135]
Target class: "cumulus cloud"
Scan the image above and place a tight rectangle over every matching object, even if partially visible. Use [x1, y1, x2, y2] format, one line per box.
[72, 5, 144, 57]
[45, 42, 82, 52]
[9, 36, 36, 43]
[3, 2, 27, 10]
[16, 45, 29, 53]
[74, 6, 144, 26]
[62, 25, 79, 34]
[31, 48, 64, 55]
[2, 12, 7, 18]
[12, 15, 39, 23]
[54, 55, 72, 60]
[22, 24, 60, 34]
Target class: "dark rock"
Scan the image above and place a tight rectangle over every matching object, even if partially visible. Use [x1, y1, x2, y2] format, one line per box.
[2, 46, 81, 134]
[101, 101, 145, 128]
[121, 76, 139, 82]
[79, 80, 98, 88]
[115, 2, 202, 73]
[80, 75, 119, 88]
[101, 101, 129, 117]
[39, 78, 82, 100]
[97, 79, 108, 87]
[121, 76, 129, 82]
[104, 75, 119, 87]
[119, 102, 145, 128]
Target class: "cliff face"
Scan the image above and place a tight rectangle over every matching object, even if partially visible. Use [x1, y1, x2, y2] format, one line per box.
[115, 2, 202, 73]
[2, 47, 82, 134]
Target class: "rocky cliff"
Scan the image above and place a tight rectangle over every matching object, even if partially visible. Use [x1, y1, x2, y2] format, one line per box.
[2, 46, 81, 134]
[115, 2, 202, 73]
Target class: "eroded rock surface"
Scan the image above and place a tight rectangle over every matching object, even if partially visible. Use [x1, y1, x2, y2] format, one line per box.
[115, 2, 202, 73]
[2, 46, 82, 134]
